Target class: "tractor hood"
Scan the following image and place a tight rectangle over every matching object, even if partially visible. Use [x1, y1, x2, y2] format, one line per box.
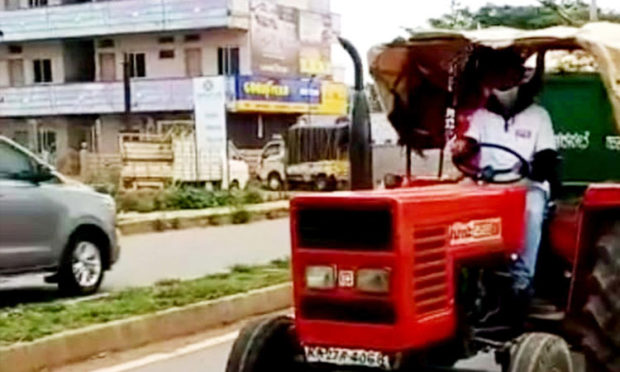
[369, 22, 620, 150]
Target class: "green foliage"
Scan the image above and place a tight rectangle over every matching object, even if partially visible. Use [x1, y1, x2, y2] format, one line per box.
[428, 0, 620, 30]
[116, 187, 267, 213]
[241, 189, 263, 205]
[231, 207, 252, 225]
[0, 262, 290, 345]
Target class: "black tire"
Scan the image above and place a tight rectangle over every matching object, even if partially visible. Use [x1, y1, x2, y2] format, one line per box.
[267, 173, 283, 191]
[226, 316, 302, 372]
[314, 175, 329, 192]
[58, 235, 105, 296]
[229, 180, 240, 191]
[582, 221, 620, 372]
[506, 333, 573, 372]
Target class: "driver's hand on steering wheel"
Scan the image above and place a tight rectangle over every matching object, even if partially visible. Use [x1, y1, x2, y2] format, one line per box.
[450, 137, 479, 163]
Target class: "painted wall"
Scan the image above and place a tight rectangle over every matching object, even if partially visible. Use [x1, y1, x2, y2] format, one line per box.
[93, 30, 250, 82]
[0, 41, 66, 86]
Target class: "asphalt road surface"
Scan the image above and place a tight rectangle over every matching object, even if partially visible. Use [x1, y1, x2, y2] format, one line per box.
[0, 218, 290, 306]
[57, 320, 503, 372]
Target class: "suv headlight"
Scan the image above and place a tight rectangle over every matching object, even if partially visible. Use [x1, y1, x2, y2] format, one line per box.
[305, 266, 336, 290]
[356, 268, 390, 293]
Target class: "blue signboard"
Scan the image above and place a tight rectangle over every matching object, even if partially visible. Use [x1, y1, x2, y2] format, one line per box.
[236, 76, 321, 104]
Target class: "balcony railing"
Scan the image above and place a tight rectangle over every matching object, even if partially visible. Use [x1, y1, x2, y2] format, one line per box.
[0, 78, 195, 117]
[0, 0, 249, 43]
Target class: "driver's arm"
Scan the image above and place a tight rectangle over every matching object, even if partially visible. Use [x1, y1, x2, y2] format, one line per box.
[451, 110, 483, 165]
[451, 136, 480, 165]
[531, 109, 561, 199]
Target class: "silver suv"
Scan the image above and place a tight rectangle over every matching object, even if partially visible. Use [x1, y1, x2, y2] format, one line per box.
[0, 136, 119, 295]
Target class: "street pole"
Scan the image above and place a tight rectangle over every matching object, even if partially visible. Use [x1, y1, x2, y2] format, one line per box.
[123, 53, 131, 114]
[590, 0, 598, 21]
[338, 37, 373, 190]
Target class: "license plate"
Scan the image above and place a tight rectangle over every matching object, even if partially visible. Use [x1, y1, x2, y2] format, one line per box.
[304, 346, 392, 370]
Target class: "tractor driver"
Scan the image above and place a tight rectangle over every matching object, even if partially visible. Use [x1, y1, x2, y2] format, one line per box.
[452, 50, 561, 323]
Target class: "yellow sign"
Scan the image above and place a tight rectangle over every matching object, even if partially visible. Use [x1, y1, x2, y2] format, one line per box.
[243, 81, 291, 99]
[233, 81, 348, 116]
[300, 57, 332, 76]
[317, 82, 348, 115]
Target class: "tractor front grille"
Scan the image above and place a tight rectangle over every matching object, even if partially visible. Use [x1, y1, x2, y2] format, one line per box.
[413, 226, 450, 316]
[300, 297, 396, 324]
[296, 207, 392, 251]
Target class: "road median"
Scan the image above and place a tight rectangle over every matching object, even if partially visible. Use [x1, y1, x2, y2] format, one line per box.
[0, 262, 292, 372]
[117, 200, 290, 235]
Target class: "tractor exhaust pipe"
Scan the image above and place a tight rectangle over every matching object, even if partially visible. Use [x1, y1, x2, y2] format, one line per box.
[339, 37, 373, 190]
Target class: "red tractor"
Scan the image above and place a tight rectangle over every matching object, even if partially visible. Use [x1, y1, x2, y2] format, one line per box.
[226, 24, 620, 372]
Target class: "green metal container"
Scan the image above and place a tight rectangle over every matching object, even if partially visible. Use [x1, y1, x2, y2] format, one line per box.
[539, 74, 620, 184]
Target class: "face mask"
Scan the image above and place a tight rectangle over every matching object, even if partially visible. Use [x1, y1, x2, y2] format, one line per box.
[492, 86, 520, 111]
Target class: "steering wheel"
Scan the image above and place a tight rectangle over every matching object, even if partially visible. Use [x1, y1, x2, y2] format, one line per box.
[453, 142, 531, 184]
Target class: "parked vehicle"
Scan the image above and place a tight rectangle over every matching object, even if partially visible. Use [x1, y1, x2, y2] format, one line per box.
[257, 123, 349, 191]
[226, 24, 620, 372]
[120, 126, 250, 190]
[0, 136, 119, 295]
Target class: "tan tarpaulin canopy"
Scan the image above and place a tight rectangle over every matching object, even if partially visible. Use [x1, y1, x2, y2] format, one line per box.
[369, 22, 620, 149]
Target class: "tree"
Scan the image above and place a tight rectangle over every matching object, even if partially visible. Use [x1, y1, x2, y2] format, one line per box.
[428, 0, 620, 30]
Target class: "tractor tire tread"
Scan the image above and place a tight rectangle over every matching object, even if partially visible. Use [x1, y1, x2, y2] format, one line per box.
[582, 221, 620, 372]
[225, 316, 296, 372]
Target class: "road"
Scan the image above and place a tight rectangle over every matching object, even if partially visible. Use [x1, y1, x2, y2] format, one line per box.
[0, 219, 290, 306]
[57, 318, 503, 372]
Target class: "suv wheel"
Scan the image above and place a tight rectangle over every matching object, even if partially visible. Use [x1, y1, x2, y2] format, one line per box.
[58, 237, 104, 296]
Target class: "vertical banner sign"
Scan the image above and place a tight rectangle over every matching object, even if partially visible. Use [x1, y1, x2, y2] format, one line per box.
[193, 76, 229, 188]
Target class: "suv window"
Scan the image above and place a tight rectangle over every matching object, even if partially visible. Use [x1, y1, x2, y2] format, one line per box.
[0, 142, 34, 179]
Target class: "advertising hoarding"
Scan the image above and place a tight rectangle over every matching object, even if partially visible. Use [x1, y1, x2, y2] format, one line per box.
[250, 0, 337, 77]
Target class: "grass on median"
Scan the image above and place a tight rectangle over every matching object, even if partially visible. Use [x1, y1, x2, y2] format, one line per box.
[0, 260, 290, 346]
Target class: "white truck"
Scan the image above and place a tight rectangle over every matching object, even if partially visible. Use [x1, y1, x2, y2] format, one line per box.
[257, 123, 349, 191]
[120, 124, 250, 190]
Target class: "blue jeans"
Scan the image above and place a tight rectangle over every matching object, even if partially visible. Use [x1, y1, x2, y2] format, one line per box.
[510, 186, 548, 292]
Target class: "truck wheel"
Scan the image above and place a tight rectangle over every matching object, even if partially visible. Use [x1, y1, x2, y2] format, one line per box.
[225, 316, 303, 372]
[58, 235, 105, 296]
[581, 221, 620, 372]
[506, 333, 573, 372]
[314, 175, 329, 191]
[229, 180, 240, 191]
[267, 173, 283, 191]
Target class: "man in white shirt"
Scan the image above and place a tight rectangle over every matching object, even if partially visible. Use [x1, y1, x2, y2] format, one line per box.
[453, 51, 561, 319]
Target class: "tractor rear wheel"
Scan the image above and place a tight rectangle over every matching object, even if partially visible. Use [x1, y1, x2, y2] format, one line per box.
[225, 316, 303, 372]
[582, 221, 620, 372]
[506, 333, 573, 372]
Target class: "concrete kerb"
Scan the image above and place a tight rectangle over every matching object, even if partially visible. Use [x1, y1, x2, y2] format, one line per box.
[0, 283, 293, 372]
[117, 200, 290, 235]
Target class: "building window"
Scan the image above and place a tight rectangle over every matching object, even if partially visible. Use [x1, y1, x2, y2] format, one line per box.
[98, 39, 115, 48]
[33, 59, 52, 83]
[28, 0, 47, 7]
[159, 50, 175, 59]
[158, 36, 175, 44]
[127, 53, 146, 78]
[184, 34, 201, 42]
[218, 47, 240, 76]
[8, 45, 22, 54]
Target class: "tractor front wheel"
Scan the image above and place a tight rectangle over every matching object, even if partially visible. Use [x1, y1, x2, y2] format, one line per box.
[582, 221, 620, 372]
[505, 333, 573, 372]
[225, 316, 304, 372]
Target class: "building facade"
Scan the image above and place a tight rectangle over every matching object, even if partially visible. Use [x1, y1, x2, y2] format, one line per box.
[0, 0, 346, 175]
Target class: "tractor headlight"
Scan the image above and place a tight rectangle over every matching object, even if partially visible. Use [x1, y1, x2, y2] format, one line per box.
[356, 269, 390, 294]
[305, 266, 336, 290]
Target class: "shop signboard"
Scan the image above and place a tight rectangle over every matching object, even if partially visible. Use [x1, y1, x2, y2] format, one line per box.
[250, 0, 337, 77]
[193, 76, 229, 187]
